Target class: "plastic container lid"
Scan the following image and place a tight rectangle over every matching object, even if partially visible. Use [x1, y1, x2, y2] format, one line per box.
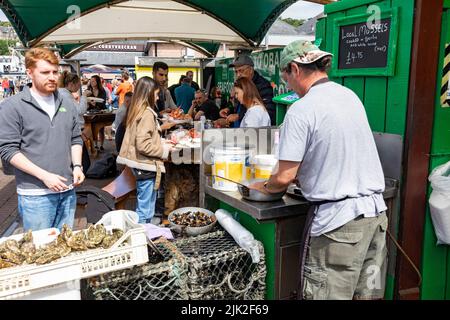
[210, 143, 256, 155]
[251, 154, 278, 166]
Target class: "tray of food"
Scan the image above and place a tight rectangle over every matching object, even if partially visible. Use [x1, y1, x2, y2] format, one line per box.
[166, 128, 201, 149]
[163, 108, 193, 124]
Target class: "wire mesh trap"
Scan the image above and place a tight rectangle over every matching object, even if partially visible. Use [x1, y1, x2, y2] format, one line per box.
[83, 230, 266, 300]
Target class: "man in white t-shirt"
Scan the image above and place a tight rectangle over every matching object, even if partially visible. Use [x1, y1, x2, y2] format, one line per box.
[250, 40, 387, 300]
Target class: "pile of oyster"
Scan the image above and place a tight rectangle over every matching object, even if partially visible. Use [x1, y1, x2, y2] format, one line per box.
[170, 211, 215, 227]
[0, 224, 124, 270]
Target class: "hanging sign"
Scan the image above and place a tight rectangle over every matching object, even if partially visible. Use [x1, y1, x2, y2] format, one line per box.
[331, 8, 399, 77]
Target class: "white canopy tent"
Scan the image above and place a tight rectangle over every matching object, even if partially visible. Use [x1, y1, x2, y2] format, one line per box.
[36, 1, 249, 47]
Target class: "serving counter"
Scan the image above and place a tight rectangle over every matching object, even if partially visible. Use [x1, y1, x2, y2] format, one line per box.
[200, 127, 402, 300]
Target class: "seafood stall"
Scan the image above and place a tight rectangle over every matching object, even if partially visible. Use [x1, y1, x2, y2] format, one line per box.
[199, 127, 401, 300]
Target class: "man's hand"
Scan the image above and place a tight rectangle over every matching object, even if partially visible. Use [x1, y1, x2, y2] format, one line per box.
[72, 167, 85, 187]
[219, 107, 230, 118]
[41, 172, 70, 192]
[159, 109, 170, 116]
[248, 181, 270, 195]
[72, 91, 80, 102]
[160, 121, 176, 130]
[226, 113, 239, 123]
[214, 118, 229, 128]
[165, 140, 177, 152]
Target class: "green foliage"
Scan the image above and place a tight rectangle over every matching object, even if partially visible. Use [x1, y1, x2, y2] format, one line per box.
[281, 17, 305, 28]
[0, 21, 11, 27]
[0, 39, 10, 55]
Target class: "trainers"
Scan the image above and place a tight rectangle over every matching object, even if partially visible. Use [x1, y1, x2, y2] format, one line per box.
[150, 217, 161, 225]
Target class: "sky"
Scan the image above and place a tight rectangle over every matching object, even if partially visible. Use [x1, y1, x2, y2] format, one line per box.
[0, 1, 323, 22]
[281, 1, 324, 20]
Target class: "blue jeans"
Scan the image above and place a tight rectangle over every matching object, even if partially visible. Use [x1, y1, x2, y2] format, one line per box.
[136, 178, 157, 223]
[18, 189, 76, 231]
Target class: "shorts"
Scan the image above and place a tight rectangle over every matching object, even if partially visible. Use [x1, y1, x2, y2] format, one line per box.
[303, 212, 388, 300]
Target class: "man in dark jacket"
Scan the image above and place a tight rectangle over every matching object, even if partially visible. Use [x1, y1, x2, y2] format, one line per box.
[218, 55, 275, 126]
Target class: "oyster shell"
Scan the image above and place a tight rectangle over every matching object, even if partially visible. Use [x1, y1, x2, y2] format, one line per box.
[53, 234, 71, 257]
[101, 229, 124, 249]
[66, 230, 88, 251]
[0, 239, 25, 264]
[34, 248, 61, 265]
[86, 224, 106, 248]
[61, 224, 73, 243]
[19, 230, 36, 264]
[0, 258, 16, 269]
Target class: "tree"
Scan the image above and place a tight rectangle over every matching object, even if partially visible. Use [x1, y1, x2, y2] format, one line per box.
[281, 17, 305, 28]
[0, 39, 9, 55]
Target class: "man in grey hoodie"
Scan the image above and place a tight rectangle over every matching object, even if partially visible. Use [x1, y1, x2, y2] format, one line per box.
[0, 47, 85, 231]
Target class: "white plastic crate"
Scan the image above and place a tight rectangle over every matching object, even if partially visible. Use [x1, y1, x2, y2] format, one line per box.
[2, 280, 80, 300]
[0, 210, 148, 298]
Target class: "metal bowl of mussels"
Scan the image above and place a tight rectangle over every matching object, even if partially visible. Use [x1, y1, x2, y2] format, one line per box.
[168, 207, 217, 236]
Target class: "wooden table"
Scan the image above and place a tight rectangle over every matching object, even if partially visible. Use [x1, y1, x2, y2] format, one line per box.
[83, 112, 115, 154]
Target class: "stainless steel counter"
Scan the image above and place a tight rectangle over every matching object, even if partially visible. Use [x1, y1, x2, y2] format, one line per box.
[205, 184, 310, 221]
[205, 178, 399, 222]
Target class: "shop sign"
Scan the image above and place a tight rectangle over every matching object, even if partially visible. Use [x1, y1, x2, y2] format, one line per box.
[89, 44, 145, 52]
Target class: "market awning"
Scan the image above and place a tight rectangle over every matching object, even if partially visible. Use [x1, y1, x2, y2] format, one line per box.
[1, 0, 335, 56]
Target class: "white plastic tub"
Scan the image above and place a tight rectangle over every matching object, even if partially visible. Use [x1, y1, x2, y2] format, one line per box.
[251, 154, 278, 179]
[211, 145, 254, 191]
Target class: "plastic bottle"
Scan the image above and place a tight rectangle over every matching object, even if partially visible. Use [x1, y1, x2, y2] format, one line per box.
[200, 115, 206, 131]
[215, 209, 260, 263]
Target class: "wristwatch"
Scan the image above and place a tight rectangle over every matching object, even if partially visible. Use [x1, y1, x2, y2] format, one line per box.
[73, 164, 83, 170]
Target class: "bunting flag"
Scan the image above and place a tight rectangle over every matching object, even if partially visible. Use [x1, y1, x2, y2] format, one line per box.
[441, 43, 450, 107]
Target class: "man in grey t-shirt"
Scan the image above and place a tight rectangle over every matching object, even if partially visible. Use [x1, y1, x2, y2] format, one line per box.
[250, 40, 387, 300]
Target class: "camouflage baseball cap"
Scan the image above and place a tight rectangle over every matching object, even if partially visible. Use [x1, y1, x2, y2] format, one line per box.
[280, 40, 333, 70]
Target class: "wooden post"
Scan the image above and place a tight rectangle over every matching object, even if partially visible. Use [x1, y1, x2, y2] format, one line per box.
[395, 0, 444, 300]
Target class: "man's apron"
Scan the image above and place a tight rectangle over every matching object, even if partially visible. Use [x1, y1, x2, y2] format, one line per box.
[295, 77, 335, 300]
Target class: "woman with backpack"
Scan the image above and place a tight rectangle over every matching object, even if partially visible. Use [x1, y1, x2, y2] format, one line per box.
[116, 76, 174, 224]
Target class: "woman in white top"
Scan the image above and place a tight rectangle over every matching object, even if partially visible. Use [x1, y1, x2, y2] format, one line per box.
[233, 77, 271, 128]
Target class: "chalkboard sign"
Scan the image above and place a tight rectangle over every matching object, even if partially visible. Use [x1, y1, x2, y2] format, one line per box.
[331, 8, 399, 77]
[338, 18, 391, 69]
